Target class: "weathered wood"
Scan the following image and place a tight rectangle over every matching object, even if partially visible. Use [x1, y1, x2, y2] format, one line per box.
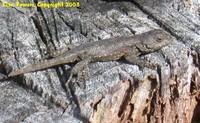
[0, 0, 200, 122]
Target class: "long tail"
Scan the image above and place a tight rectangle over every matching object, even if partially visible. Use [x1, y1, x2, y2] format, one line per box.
[8, 58, 68, 77]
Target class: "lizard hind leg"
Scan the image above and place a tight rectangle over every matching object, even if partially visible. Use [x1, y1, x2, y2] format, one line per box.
[66, 57, 92, 87]
[49, 44, 75, 58]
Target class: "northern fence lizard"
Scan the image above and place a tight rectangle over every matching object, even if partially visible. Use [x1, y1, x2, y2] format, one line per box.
[8, 29, 173, 85]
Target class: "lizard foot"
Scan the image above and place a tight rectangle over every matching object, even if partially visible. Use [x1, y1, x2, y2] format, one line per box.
[76, 71, 88, 88]
[65, 72, 87, 89]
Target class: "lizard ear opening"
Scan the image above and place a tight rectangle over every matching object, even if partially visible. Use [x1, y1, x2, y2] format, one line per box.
[154, 34, 163, 42]
[156, 37, 162, 42]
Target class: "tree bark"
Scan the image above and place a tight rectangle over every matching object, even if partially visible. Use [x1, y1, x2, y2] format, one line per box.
[0, 0, 199, 122]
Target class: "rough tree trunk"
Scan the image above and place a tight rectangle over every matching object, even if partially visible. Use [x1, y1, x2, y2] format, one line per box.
[0, 0, 200, 123]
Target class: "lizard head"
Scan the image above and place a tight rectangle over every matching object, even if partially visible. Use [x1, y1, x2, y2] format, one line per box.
[138, 29, 173, 52]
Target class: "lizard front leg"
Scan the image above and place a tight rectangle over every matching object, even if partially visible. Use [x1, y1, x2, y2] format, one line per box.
[66, 57, 92, 87]
[125, 53, 157, 69]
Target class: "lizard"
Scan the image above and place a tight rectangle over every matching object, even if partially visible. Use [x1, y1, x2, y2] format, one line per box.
[8, 29, 173, 86]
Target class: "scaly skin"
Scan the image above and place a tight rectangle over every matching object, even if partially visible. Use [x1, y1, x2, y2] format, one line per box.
[8, 29, 173, 85]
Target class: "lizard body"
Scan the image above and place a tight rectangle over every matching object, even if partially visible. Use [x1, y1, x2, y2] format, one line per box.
[8, 29, 173, 84]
